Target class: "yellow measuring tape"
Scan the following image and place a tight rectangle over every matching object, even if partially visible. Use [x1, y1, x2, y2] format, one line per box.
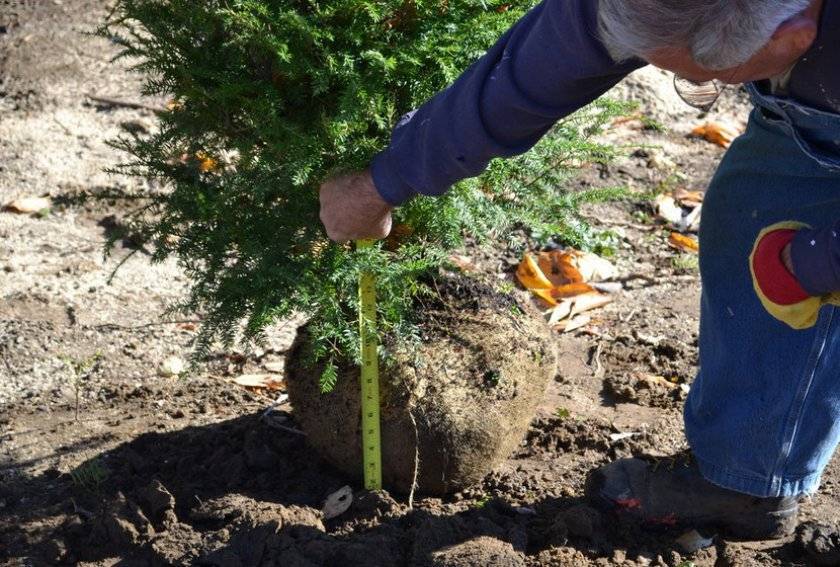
[357, 240, 382, 490]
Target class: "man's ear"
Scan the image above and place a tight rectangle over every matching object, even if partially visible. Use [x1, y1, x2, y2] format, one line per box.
[770, 7, 820, 54]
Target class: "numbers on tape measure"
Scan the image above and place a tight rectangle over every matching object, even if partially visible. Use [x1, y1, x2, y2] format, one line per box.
[357, 243, 382, 491]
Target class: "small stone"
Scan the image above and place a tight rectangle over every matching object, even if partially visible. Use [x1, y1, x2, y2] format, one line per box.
[263, 361, 285, 373]
[3, 196, 51, 214]
[158, 356, 186, 377]
[647, 153, 676, 170]
[138, 479, 176, 521]
[635, 552, 653, 566]
[676, 529, 714, 553]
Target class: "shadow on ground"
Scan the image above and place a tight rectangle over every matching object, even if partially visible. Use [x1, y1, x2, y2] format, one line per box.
[4, 407, 829, 566]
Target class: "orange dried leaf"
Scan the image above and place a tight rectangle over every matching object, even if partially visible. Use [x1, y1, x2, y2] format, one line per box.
[673, 188, 704, 206]
[691, 121, 741, 149]
[532, 288, 558, 307]
[517, 254, 554, 291]
[537, 250, 584, 286]
[195, 151, 217, 172]
[550, 282, 595, 300]
[668, 232, 700, 253]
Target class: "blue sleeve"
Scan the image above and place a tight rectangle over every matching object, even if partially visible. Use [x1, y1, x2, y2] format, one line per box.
[371, 0, 645, 206]
[791, 222, 840, 295]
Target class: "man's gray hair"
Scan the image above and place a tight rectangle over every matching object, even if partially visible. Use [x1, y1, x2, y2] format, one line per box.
[598, 0, 813, 70]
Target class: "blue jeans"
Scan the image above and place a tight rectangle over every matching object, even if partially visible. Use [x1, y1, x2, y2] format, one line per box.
[685, 84, 840, 498]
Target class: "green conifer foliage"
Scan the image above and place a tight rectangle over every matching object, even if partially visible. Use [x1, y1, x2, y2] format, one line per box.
[101, 0, 629, 385]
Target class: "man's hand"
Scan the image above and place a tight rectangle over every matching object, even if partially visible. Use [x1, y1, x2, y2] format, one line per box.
[319, 170, 393, 242]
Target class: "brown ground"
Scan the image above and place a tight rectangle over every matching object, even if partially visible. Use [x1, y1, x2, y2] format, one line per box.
[2, 2, 839, 566]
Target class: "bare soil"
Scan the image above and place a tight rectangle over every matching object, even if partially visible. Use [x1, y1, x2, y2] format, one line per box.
[2, 2, 840, 566]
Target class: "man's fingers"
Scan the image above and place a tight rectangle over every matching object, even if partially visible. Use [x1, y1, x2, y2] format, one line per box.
[318, 169, 394, 243]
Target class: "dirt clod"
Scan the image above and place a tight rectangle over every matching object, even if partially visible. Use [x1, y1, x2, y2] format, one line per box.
[796, 521, 840, 566]
[429, 536, 525, 567]
[287, 275, 557, 495]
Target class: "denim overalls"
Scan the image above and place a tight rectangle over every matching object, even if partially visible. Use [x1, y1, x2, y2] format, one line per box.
[685, 83, 840, 498]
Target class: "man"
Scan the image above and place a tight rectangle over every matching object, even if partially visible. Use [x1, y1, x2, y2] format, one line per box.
[320, 0, 840, 540]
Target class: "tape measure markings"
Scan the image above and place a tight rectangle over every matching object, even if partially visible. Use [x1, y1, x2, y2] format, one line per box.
[357, 240, 382, 490]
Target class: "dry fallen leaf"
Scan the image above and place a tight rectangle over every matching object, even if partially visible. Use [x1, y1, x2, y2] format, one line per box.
[537, 250, 584, 286]
[673, 188, 704, 207]
[570, 292, 614, 317]
[532, 288, 559, 307]
[678, 203, 703, 233]
[668, 232, 700, 254]
[3, 196, 51, 214]
[635, 372, 680, 389]
[549, 282, 596, 300]
[556, 314, 592, 333]
[516, 253, 554, 291]
[231, 374, 286, 391]
[547, 300, 574, 326]
[654, 194, 685, 226]
[691, 121, 741, 148]
[569, 251, 618, 282]
[518, 251, 616, 308]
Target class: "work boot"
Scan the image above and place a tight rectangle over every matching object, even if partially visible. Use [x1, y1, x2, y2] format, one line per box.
[586, 452, 800, 540]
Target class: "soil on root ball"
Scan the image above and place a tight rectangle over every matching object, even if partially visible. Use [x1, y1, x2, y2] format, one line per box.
[286, 274, 558, 496]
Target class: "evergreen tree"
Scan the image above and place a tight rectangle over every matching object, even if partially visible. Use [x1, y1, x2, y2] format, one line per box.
[100, 0, 629, 388]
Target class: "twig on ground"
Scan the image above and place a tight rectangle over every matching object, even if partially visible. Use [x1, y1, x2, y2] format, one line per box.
[85, 94, 166, 113]
[261, 405, 306, 436]
[620, 308, 638, 323]
[94, 319, 202, 331]
[264, 421, 306, 437]
[613, 273, 658, 285]
[591, 342, 604, 378]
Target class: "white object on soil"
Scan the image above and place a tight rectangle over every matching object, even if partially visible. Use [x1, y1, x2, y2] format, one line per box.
[158, 356, 185, 377]
[676, 529, 715, 553]
[322, 486, 353, 520]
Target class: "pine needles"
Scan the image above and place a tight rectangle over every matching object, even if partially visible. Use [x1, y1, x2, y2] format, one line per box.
[99, 0, 632, 384]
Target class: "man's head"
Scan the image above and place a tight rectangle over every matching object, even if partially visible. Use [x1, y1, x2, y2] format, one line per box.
[598, 0, 823, 83]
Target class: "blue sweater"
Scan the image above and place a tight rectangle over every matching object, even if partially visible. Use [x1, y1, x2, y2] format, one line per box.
[371, 0, 840, 295]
